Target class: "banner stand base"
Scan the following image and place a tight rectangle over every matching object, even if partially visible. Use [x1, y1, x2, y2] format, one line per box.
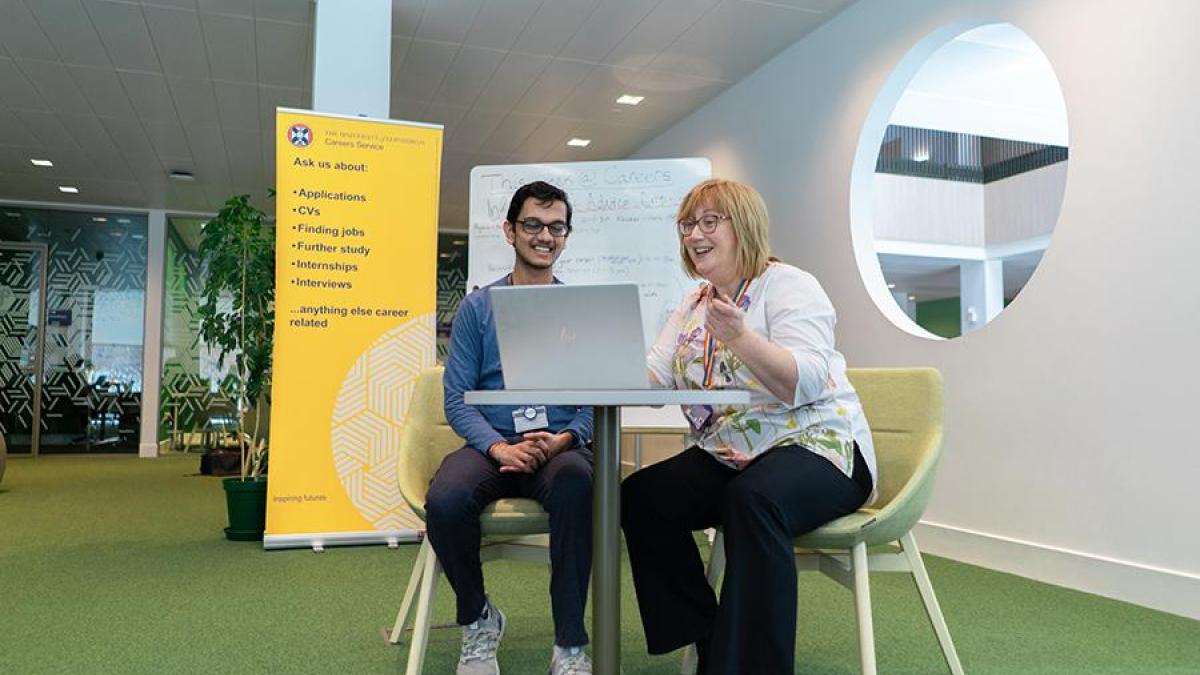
[263, 529, 422, 551]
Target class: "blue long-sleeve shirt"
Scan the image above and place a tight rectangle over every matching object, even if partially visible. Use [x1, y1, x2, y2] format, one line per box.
[443, 275, 593, 454]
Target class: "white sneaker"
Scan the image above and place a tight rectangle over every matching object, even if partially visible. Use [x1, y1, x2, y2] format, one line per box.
[548, 645, 592, 675]
[457, 598, 505, 675]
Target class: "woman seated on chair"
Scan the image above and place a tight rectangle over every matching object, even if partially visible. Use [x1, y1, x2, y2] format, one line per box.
[621, 178, 877, 675]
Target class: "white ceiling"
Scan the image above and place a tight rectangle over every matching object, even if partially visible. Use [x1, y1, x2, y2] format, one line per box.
[0, 0, 856, 231]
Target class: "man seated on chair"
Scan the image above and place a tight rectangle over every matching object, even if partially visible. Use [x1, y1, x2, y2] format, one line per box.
[429, 180, 595, 675]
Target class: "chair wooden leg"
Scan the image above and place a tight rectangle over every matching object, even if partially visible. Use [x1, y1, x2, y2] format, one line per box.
[406, 544, 442, 675]
[900, 532, 965, 675]
[681, 531, 726, 674]
[851, 542, 877, 675]
[389, 538, 430, 644]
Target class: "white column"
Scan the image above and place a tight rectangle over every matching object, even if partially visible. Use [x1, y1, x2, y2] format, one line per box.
[139, 209, 167, 457]
[959, 259, 1003, 335]
[312, 0, 392, 118]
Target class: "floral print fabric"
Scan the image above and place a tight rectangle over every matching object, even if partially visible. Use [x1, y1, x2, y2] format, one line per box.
[647, 263, 877, 491]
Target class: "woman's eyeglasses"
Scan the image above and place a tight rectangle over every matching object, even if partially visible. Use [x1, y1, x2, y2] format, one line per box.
[515, 218, 571, 237]
[677, 213, 730, 236]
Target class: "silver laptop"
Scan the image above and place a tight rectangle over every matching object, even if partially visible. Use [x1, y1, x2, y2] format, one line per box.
[490, 282, 647, 390]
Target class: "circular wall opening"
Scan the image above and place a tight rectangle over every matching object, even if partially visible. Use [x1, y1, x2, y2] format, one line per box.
[849, 22, 1068, 339]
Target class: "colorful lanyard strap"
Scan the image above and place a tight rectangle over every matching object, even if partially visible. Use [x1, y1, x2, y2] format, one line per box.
[701, 278, 751, 389]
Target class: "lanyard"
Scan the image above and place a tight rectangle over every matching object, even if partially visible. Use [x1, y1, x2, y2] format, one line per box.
[701, 279, 750, 389]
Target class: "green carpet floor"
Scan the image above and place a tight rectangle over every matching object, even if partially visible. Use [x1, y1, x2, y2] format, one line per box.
[1, 454, 1198, 674]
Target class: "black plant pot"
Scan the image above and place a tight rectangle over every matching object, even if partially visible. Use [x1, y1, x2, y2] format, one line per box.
[223, 477, 267, 541]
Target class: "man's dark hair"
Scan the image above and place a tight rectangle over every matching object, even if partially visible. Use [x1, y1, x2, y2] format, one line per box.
[506, 181, 572, 230]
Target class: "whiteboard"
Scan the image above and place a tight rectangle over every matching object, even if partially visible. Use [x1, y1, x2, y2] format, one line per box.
[468, 157, 711, 429]
[468, 157, 710, 351]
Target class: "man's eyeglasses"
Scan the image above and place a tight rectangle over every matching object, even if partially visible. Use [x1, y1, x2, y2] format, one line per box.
[677, 213, 730, 236]
[515, 218, 571, 237]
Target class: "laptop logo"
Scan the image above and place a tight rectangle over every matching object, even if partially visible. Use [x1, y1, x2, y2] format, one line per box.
[560, 325, 577, 346]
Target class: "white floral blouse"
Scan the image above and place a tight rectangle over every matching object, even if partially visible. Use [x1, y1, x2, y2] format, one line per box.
[647, 262, 877, 496]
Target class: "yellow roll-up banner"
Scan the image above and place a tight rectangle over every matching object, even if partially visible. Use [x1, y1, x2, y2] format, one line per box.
[265, 108, 443, 549]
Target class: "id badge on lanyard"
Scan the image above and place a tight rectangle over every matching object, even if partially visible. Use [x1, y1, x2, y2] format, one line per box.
[512, 405, 549, 433]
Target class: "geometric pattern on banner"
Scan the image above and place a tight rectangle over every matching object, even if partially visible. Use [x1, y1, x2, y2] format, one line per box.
[331, 313, 436, 531]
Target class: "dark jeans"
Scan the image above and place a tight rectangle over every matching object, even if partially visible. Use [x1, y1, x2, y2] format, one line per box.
[621, 444, 872, 675]
[425, 444, 594, 647]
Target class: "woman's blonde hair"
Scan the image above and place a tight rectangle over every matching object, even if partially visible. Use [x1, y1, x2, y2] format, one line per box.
[676, 178, 772, 280]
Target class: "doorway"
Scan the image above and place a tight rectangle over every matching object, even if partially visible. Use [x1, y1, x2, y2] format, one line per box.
[0, 242, 48, 456]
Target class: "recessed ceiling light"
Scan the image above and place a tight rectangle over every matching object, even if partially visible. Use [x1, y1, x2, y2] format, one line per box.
[58, 186, 79, 194]
[169, 170, 195, 181]
[567, 138, 591, 147]
[438, 253, 450, 258]
[117, 218, 131, 224]
[887, 283, 896, 289]
[907, 295, 916, 301]
[5, 211, 19, 217]
[616, 94, 644, 106]
[31, 158, 54, 167]
[452, 239, 465, 246]
[93, 217, 108, 223]
[912, 150, 930, 162]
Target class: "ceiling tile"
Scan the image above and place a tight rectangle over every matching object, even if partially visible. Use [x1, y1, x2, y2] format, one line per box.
[430, 45, 505, 107]
[254, 0, 310, 24]
[389, 97, 429, 123]
[141, 119, 194, 162]
[257, 84, 303, 130]
[509, 0, 601, 58]
[559, 0, 656, 63]
[414, 0, 483, 44]
[478, 112, 544, 156]
[143, 5, 211, 78]
[507, 115, 579, 163]
[27, 0, 111, 67]
[213, 80, 259, 130]
[511, 58, 593, 116]
[85, 0, 161, 72]
[462, 0, 541, 51]
[167, 78, 220, 128]
[119, 70, 179, 122]
[201, 13, 257, 82]
[0, 0, 57, 60]
[472, 51, 551, 112]
[549, 64, 639, 120]
[222, 128, 262, 190]
[740, 0, 844, 12]
[11, 110, 79, 148]
[648, 0, 824, 80]
[255, 18, 308, 87]
[617, 69, 727, 129]
[445, 107, 504, 154]
[0, 58, 49, 111]
[422, 101, 469, 136]
[391, 0, 427, 38]
[196, 0, 253, 16]
[391, 35, 412, 70]
[0, 109, 38, 146]
[392, 39, 457, 102]
[602, 0, 721, 70]
[67, 65, 136, 118]
[142, 0, 197, 10]
[16, 59, 93, 115]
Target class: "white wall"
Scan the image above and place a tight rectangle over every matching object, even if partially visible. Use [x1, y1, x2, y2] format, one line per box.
[872, 174, 983, 245]
[633, 0, 1200, 619]
[985, 162, 1067, 243]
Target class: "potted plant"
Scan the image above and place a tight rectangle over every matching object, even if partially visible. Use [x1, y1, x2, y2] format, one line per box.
[197, 194, 275, 541]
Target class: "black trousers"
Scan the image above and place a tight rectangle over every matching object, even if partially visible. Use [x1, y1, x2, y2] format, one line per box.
[425, 444, 594, 647]
[621, 444, 871, 675]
